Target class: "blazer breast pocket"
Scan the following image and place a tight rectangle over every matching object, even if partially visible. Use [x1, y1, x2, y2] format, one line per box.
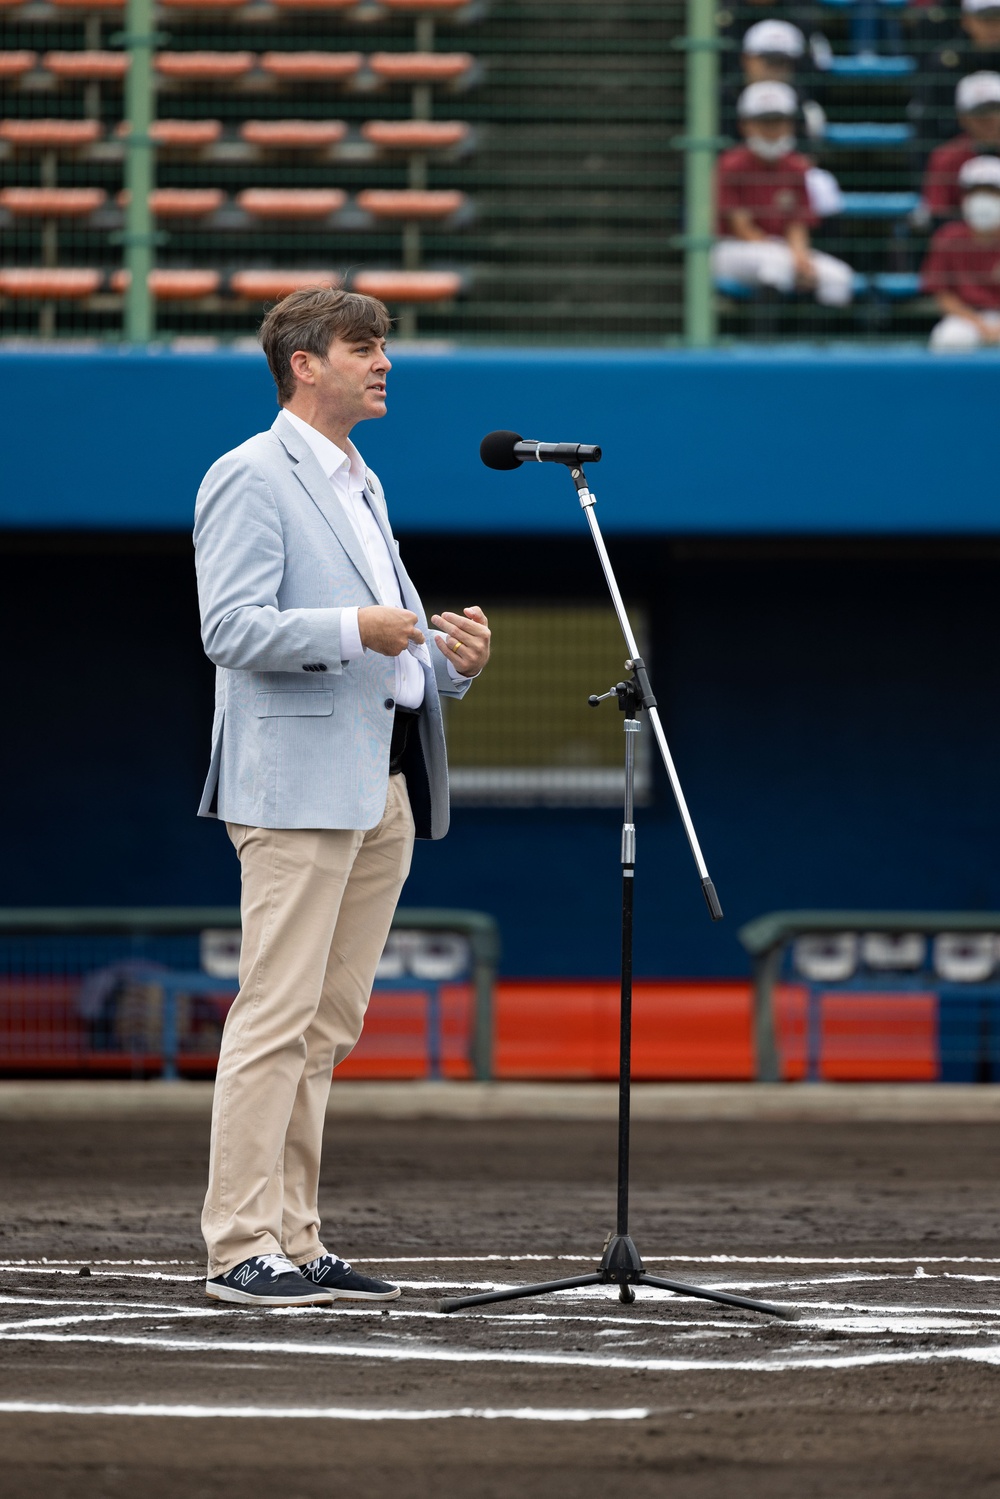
[255, 691, 335, 717]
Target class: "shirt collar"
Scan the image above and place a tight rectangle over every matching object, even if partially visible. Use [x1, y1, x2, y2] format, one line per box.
[282, 408, 368, 491]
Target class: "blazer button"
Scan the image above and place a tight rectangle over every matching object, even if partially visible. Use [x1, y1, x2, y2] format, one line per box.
[316, 663, 327, 672]
[384, 697, 395, 710]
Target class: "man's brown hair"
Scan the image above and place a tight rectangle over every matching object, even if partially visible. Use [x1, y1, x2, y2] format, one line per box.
[259, 285, 392, 404]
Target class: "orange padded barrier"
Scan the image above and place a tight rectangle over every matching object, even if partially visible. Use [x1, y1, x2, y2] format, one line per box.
[0, 51, 37, 78]
[818, 993, 937, 1081]
[361, 120, 469, 149]
[357, 188, 465, 218]
[0, 186, 106, 215]
[237, 187, 346, 218]
[111, 268, 221, 298]
[337, 986, 474, 1081]
[239, 119, 347, 147]
[259, 51, 363, 81]
[43, 50, 129, 79]
[156, 52, 256, 80]
[369, 51, 474, 83]
[0, 267, 102, 297]
[352, 269, 462, 301]
[230, 268, 342, 299]
[0, 119, 103, 146]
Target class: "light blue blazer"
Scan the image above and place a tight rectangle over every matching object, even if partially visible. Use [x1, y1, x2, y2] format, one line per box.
[193, 410, 470, 837]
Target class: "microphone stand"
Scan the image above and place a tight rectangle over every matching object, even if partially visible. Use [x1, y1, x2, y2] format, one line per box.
[440, 465, 795, 1322]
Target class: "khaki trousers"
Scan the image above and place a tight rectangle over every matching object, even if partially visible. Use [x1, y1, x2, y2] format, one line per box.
[202, 775, 415, 1277]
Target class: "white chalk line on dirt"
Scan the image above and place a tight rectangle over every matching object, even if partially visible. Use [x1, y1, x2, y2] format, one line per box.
[3, 1327, 1000, 1374]
[0, 1400, 650, 1423]
[5, 1255, 1000, 1268]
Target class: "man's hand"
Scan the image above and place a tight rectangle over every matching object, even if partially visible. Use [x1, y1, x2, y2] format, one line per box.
[430, 605, 491, 677]
[358, 605, 425, 657]
[792, 249, 816, 287]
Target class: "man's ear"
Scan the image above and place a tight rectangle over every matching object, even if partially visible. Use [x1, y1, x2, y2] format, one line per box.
[289, 349, 317, 385]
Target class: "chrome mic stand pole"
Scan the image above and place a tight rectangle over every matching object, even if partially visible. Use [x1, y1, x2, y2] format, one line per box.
[440, 465, 794, 1323]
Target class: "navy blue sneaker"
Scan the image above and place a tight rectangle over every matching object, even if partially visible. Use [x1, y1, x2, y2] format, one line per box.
[299, 1254, 401, 1301]
[206, 1252, 337, 1306]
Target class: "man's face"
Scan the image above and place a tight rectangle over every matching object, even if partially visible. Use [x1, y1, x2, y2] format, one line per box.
[742, 116, 793, 143]
[744, 53, 794, 82]
[964, 12, 1000, 47]
[306, 332, 391, 430]
[964, 105, 1000, 141]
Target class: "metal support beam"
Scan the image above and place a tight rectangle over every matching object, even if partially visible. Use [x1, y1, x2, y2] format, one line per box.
[122, 0, 155, 343]
[683, 0, 718, 348]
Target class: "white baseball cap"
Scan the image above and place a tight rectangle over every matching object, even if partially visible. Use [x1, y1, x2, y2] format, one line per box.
[737, 80, 799, 119]
[956, 71, 1000, 111]
[959, 154, 1000, 190]
[963, 0, 1000, 13]
[742, 20, 806, 58]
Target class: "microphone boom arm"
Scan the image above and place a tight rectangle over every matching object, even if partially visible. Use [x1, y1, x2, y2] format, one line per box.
[569, 465, 723, 921]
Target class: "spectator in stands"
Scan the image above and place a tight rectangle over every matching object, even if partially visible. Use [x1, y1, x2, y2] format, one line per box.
[712, 80, 855, 307]
[911, 0, 1000, 143]
[922, 154, 1000, 347]
[921, 70, 1000, 220]
[721, 20, 828, 145]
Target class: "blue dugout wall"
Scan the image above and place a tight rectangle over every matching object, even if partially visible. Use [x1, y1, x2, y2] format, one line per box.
[2, 349, 998, 979]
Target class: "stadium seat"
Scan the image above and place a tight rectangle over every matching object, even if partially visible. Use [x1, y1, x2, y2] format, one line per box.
[239, 119, 347, 148]
[839, 192, 920, 218]
[0, 51, 37, 79]
[230, 268, 342, 299]
[823, 123, 912, 146]
[148, 119, 223, 146]
[159, 0, 248, 8]
[155, 53, 257, 81]
[823, 55, 915, 77]
[383, 0, 475, 9]
[236, 188, 346, 218]
[111, 268, 222, 298]
[361, 120, 470, 150]
[0, 186, 106, 215]
[259, 52, 363, 81]
[351, 269, 462, 301]
[369, 52, 475, 84]
[0, 267, 102, 297]
[715, 272, 870, 300]
[43, 51, 129, 80]
[269, 0, 357, 7]
[872, 272, 922, 299]
[118, 188, 225, 216]
[50, 0, 125, 7]
[356, 188, 466, 218]
[0, 119, 103, 146]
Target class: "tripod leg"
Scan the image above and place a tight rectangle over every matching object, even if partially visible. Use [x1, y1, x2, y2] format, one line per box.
[439, 1272, 604, 1313]
[638, 1273, 799, 1321]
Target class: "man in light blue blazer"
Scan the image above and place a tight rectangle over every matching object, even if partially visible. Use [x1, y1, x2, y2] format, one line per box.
[193, 287, 490, 1308]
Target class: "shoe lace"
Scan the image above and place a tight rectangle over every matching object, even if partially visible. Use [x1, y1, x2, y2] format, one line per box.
[257, 1252, 295, 1279]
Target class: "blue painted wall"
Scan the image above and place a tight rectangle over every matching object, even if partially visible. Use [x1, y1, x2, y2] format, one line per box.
[3, 346, 1000, 533]
[2, 349, 999, 978]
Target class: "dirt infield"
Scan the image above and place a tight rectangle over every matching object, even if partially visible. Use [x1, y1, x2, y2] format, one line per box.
[2, 1103, 1000, 1497]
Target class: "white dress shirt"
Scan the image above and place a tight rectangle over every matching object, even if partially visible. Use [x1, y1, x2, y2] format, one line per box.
[283, 408, 464, 710]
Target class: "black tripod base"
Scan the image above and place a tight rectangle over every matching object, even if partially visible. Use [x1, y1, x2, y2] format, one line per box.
[438, 1234, 799, 1320]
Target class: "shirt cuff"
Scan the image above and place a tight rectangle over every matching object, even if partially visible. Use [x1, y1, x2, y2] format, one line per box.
[340, 606, 364, 661]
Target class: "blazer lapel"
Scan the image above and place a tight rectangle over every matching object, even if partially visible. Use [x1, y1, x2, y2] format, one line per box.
[271, 412, 379, 599]
[362, 478, 421, 614]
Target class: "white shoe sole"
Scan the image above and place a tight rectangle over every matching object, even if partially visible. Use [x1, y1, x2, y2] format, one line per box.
[205, 1282, 337, 1306]
[318, 1284, 402, 1302]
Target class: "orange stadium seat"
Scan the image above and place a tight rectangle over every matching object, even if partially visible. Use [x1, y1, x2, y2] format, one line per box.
[356, 188, 465, 218]
[236, 187, 346, 218]
[152, 119, 224, 146]
[270, 0, 357, 7]
[239, 119, 347, 148]
[116, 188, 225, 216]
[159, 0, 248, 8]
[383, 0, 473, 9]
[259, 52, 363, 81]
[0, 187, 106, 215]
[361, 120, 469, 150]
[43, 51, 130, 80]
[0, 119, 103, 146]
[0, 0, 26, 7]
[0, 51, 37, 78]
[155, 52, 257, 80]
[369, 52, 474, 84]
[352, 269, 462, 301]
[0, 268, 102, 297]
[50, 0, 124, 7]
[230, 269, 342, 299]
[111, 268, 222, 298]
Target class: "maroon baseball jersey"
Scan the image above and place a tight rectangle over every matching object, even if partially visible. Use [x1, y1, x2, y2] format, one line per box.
[922, 136, 978, 218]
[716, 146, 818, 237]
[921, 219, 1000, 308]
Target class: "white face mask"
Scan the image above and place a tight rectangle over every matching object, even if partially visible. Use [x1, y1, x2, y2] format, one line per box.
[747, 131, 796, 161]
[963, 190, 1000, 232]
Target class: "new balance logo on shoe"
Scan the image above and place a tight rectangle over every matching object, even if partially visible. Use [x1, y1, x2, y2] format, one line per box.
[232, 1264, 259, 1287]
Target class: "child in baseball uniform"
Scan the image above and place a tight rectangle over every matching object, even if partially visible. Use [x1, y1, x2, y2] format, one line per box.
[922, 154, 1000, 349]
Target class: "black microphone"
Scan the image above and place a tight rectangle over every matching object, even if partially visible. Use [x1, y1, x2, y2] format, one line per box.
[480, 430, 602, 470]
